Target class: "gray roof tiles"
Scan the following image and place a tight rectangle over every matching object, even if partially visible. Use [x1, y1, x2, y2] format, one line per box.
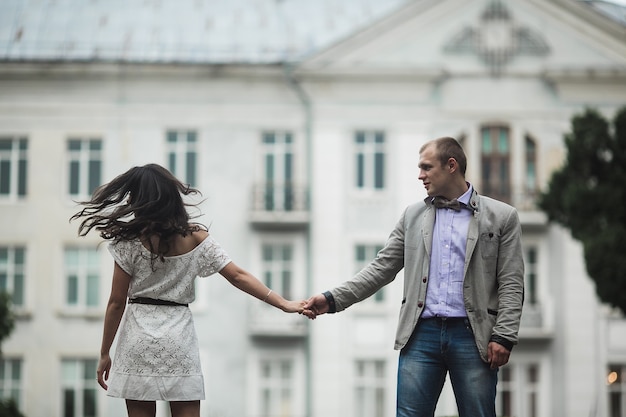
[1, 0, 623, 64]
[0, 0, 405, 63]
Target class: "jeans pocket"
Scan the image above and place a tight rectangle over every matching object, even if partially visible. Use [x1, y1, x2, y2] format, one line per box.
[464, 318, 474, 334]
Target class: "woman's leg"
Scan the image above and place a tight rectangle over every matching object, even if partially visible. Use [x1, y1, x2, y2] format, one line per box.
[125, 400, 156, 417]
[170, 400, 200, 417]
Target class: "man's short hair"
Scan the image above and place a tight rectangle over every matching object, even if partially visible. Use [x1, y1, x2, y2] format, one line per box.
[420, 137, 467, 176]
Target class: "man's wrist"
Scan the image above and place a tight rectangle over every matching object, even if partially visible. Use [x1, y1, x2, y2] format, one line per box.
[322, 291, 337, 313]
[489, 335, 514, 351]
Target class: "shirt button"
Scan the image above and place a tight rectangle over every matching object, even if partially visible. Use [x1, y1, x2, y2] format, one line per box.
[418, 302, 424, 308]
[423, 277, 427, 283]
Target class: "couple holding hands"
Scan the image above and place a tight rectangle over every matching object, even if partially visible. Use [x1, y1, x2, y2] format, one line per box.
[72, 137, 523, 417]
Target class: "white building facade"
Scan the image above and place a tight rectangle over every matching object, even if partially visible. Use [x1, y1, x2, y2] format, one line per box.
[0, 1, 625, 417]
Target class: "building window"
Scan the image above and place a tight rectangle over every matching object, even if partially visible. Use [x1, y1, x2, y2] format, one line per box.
[262, 244, 293, 300]
[355, 244, 384, 302]
[354, 360, 386, 417]
[0, 137, 27, 199]
[525, 246, 538, 306]
[261, 131, 295, 211]
[481, 125, 510, 203]
[0, 358, 23, 409]
[259, 359, 293, 417]
[64, 248, 99, 309]
[355, 131, 385, 190]
[0, 246, 26, 307]
[496, 363, 540, 417]
[67, 139, 102, 198]
[525, 134, 537, 194]
[166, 130, 197, 187]
[61, 359, 98, 417]
[608, 364, 626, 417]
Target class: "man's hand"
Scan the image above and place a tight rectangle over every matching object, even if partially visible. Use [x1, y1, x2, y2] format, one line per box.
[487, 341, 511, 369]
[303, 294, 330, 319]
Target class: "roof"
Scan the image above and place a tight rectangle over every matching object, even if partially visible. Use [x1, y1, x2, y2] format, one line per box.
[0, 0, 406, 63]
[0, 0, 623, 64]
[582, 0, 626, 25]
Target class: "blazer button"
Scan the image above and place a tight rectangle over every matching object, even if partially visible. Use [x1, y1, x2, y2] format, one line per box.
[418, 302, 423, 308]
[422, 277, 427, 283]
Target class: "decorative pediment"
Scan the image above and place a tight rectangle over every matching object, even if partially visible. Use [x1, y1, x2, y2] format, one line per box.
[444, 0, 550, 76]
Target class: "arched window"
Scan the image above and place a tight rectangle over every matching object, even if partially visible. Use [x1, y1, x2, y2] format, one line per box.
[480, 125, 510, 203]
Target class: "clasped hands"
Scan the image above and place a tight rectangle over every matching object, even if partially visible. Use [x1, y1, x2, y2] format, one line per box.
[290, 293, 328, 320]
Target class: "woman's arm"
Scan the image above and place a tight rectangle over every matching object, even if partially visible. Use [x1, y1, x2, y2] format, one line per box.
[219, 261, 304, 313]
[97, 262, 131, 390]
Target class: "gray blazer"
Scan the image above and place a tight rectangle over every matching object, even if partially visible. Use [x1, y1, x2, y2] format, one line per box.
[330, 189, 525, 362]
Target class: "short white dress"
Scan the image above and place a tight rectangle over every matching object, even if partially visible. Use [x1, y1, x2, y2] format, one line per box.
[106, 235, 231, 401]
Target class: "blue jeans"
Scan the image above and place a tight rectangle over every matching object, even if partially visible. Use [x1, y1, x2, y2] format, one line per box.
[397, 317, 498, 417]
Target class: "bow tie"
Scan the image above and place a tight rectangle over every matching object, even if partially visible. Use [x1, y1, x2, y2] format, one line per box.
[431, 196, 465, 211]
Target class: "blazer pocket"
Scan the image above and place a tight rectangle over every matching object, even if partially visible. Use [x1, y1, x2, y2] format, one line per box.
[480, 232, 499, 258]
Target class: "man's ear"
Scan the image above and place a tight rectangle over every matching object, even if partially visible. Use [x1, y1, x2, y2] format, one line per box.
[447, 158, 457, 172]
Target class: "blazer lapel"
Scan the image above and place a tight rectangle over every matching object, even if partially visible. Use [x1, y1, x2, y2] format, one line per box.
[422, 204, 436, 258]
[464, 191, 480, 276]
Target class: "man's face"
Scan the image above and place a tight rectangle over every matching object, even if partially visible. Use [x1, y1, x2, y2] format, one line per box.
[418, 144, 450, 197]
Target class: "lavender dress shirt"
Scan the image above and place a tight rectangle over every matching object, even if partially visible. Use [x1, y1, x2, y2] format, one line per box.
[421, 186, 474, 318]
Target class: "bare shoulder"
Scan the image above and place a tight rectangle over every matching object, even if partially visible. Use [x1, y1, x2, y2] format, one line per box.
[191, 228, 210, 244]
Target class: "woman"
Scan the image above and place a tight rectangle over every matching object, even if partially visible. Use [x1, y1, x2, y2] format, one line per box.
[71, 164, 306, 417]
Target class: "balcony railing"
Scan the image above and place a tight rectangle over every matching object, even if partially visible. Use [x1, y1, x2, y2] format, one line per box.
[248, 303, 308, 338]
[519, 303, 553, 340]
[249, 183, 309, 229]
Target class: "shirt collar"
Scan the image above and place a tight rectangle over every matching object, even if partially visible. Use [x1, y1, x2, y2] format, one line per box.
[458, 183, 473, 206]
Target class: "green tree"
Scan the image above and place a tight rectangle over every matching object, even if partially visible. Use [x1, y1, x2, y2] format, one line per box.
[538, 106, 626, 315]
[0, 291, 23, 417]
[0, 292, 15, 349]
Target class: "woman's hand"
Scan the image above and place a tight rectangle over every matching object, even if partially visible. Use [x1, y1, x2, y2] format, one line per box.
[281, 299, 317, 319]
[282, 299, 307, 313]
[96, 354, 112, 390]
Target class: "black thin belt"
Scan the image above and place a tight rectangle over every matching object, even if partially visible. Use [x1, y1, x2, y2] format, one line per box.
[128, 297, 188, 307]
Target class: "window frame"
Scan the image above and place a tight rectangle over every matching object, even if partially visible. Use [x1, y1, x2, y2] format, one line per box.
[261, 242, 294, 300]
[354, 359, 387, 417]
[354, 243, 385, 304]
[61, 358, 98, 417]
[261, 131, 296, 211]
[63, 247, 101, 311]
[66, 138, 103, 199]
[608, 364, 626, 417]
[524, 134, 538, 195]
[496, 362, 541, 417]
[480, 125, 511, 203]
[166, 129, 198, 187]
[353, 130, 386, 192]
[0, 245, 26, 307]
[0, 136, 28, 200]
[0, 358, 23, 410]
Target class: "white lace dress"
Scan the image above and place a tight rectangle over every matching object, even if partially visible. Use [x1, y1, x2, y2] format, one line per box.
[106, 235, 231, 401]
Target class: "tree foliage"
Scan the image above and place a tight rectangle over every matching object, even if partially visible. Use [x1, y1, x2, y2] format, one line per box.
[0, 292, 22, 417]
[538, 106, 626, 314]
[0, 398, 24, 417]
[0, 291, 15, 350]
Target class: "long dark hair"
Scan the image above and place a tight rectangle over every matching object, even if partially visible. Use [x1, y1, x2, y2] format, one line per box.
[70, 164, 202, 261]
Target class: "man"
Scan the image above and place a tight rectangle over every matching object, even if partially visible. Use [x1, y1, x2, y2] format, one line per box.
[305, 137, 524, 417]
